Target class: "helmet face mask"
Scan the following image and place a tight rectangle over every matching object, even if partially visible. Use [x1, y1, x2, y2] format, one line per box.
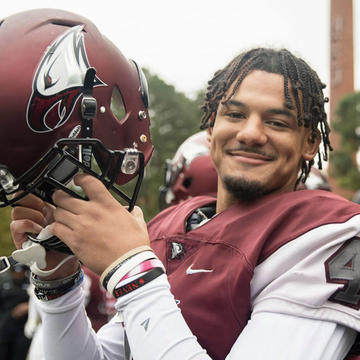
[0, 138, 145, 210]
[0, 8, 153, 211]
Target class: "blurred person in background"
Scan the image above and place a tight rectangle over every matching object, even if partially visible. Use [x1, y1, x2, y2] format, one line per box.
[0, 264, 31, 360]
[296, 167, 331, 191]
[159, 130, 218, 210]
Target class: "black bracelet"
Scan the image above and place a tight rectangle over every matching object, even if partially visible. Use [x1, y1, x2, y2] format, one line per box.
[113, 267, 164, 298]
[34, 269, 84, 301]
[30, 265, 82, 289]
[102, 253, 139, 290]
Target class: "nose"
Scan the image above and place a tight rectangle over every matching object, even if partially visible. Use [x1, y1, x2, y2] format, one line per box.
[235, 114, 267, 146]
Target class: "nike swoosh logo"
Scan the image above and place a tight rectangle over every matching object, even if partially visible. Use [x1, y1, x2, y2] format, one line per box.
[186, 264, 213, 275]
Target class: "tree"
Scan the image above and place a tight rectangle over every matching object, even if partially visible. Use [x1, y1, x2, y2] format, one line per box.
[135, 69, 203, 220]
[0, 207, 14, 256]
[330, 92, 360, 190]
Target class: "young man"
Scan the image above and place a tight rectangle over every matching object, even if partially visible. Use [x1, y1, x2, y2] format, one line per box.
[11, 48, 360, 359]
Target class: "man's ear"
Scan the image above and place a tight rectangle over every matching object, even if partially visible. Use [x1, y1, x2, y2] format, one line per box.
[302, 129, 321, 161]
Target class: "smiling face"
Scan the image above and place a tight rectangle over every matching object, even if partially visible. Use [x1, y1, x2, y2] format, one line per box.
[210, 70, 320, 212]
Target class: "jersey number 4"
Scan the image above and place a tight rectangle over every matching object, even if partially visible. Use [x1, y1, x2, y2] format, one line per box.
[325, 236, 360, 309]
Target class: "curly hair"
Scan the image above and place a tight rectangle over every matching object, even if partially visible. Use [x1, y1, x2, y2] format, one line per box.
[200, 48, 332, 187]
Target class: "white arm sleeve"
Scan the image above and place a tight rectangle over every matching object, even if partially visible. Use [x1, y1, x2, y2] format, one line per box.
[228, 312, 357, 360]
[115, 274, 357, 360]
[36, 274, 357, 360]
[36, 286, 125, 360]
[34, 275, 358, 360]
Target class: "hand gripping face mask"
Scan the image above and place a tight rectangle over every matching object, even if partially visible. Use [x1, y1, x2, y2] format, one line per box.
[0, 9, 153, 270]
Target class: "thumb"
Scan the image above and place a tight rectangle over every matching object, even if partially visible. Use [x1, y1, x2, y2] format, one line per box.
[130, 205, 145, 221]
[130, 206, 147, 228]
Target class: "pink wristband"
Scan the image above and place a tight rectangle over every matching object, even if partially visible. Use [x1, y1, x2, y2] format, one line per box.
[120, 258, 164, 282]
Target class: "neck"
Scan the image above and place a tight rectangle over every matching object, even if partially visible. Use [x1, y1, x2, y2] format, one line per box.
[216, 184, 239, 213]
[216, 178, 296, 214]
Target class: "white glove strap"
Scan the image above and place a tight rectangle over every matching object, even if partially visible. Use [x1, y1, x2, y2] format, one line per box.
[30, 254, 75, 277]
[11, 226, 75, 277]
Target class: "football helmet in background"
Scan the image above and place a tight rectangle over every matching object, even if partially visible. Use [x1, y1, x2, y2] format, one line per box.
[297, 168, 331, 191]
[0, 8, 153, 212]
[159, 131, 218, 209]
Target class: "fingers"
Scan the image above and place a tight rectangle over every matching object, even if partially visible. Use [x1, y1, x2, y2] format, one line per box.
[52, 190, 86, 215]
[11, 193, 55, 227]
[52, 174, 117, 216]
[11, 206, 47, 227]
[42, 203, 55, 224]
[11, 194, 51, 241]
[10, 219, 43, 249]
[49, 219, 85, 259]
[13, 193, 45, 211]
[49, 222, 75, 250]
[53, 206, 78, 230]
[73, 173, 114, 203]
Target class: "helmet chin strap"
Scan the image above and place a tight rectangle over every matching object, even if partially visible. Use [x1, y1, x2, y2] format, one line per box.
[80, 67, 97, 169]
[10, 226, 74, 276]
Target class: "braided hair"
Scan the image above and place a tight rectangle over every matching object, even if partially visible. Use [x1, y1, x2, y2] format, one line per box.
[200, 48, 332, 187]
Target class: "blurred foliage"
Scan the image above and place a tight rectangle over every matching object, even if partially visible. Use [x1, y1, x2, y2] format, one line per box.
[0, 69, 205, 254]
[330, 92, 360, 190]
[0, 207, 15, 256]
[135, 69, 204, 221]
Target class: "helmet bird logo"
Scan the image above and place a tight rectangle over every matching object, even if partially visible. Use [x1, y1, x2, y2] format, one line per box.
[26, 25, 106, 133]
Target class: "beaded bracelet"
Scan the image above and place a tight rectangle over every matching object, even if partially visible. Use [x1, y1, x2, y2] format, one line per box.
[34, 268, 84, 301]
[113, 267, 164, 298]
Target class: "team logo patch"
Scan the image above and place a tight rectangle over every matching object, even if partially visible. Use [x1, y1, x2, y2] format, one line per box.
[26, 25, 105, 133]
[170, 241, 186, 260]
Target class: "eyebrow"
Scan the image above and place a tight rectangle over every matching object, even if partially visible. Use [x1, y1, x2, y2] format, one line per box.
[225, 100, 245, 108]
[225, 100, 296, 120]
[267, 108, 296, 121]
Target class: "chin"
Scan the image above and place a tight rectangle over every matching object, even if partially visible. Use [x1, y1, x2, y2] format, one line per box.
[222, 175, 267, 202]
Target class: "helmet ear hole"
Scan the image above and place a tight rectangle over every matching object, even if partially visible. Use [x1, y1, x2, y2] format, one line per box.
[110, 86, 126, 122]
[182, 177, 193, 189]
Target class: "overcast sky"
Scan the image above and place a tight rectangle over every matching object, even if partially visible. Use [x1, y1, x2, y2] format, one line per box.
[1, 0, 359, 99]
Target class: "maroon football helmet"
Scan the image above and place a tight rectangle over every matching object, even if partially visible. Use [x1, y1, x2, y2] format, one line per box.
[159, 131, 218, 208]
[297, 168, 331, 191]
[0, 8, 153, 211]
